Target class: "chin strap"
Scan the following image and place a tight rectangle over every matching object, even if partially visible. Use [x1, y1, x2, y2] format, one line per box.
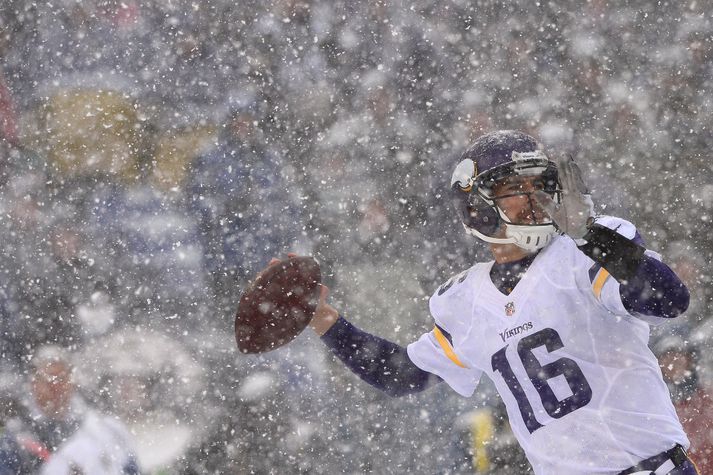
[577, 224, 646, 282]
[464, 223, 556, 252]
[505, 224, 557, 252]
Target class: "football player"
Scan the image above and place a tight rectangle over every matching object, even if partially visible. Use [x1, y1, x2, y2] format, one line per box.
[302, 130, 697, 474]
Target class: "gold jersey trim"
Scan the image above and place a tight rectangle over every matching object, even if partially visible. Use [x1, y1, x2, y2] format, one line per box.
[433, 326, 468, 368]
[592, 267, 611, 300]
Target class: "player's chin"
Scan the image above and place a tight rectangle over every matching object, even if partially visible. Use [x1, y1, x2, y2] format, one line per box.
[511, 218, 538, 226]
[513, 213, 549, 225]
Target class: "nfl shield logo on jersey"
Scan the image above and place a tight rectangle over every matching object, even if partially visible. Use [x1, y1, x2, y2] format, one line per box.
[505, 302, 515, 316]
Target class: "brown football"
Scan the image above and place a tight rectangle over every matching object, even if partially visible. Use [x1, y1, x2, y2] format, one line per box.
[235, 256, 321, 354]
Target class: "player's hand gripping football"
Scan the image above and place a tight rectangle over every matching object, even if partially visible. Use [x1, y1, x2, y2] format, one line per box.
[533, 156, 595, 241]
[266, 254, 339, 336]
[235, 253, 339, 353]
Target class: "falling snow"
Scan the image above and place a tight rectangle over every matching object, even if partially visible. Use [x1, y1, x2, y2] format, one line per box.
[0, 1, 712, 474]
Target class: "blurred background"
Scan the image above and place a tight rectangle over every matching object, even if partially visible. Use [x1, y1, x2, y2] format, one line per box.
[0, 0, 711, 473]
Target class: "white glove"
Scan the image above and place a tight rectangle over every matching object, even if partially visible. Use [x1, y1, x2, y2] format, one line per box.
[533, 156, 595, 241]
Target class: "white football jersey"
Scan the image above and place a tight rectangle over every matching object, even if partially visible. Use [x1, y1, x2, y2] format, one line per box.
[407, 217, 688, 474]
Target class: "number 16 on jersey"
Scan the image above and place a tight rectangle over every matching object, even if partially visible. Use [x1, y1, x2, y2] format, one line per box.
[491, 328, 593, 433]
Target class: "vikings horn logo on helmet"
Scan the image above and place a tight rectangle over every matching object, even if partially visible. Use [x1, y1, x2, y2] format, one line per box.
[451, 159, 477, 192]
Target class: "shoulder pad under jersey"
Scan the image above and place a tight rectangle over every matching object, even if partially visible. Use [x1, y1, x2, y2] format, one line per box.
[429, 264, 484, 333]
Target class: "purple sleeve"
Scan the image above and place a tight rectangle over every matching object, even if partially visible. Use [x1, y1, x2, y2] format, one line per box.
[320, 316, 441, 397]
[619, 254, 690, 319]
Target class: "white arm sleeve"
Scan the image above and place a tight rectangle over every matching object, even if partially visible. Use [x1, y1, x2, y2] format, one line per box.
[407, 329, 482, 397]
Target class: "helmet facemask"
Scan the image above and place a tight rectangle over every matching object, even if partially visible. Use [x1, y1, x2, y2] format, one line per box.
[452, 150, 562, 252]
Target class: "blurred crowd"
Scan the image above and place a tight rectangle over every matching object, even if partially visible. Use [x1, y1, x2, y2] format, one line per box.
[0, 0, 712, 473]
